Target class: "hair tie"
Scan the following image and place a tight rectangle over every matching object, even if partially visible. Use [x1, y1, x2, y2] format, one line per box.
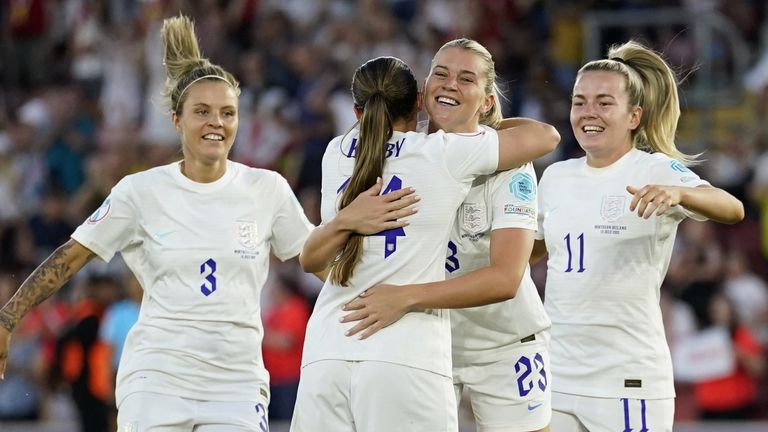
[610, 57, 631, 67]
[174, 75, 230, 112]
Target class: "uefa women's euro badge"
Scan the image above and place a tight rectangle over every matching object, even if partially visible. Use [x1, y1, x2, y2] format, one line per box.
[236, 221, 259, 251]
[600, 195, 626, 223]
[87, 198, 112, 224]
[509, 172, 535, 202]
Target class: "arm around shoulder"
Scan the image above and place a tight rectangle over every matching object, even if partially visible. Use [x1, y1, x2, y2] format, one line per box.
[407, 227, 534, 309]
[496, 118, 560, 171]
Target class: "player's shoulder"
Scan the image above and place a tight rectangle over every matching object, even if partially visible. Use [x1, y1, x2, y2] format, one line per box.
[642, 149, 692, 173]
[232, 161, 288, 187]
[326, 132, 348, 154]
[541, 156, 583, 179]
[491, 162, 536, 187]
[117, 162, 177, 190]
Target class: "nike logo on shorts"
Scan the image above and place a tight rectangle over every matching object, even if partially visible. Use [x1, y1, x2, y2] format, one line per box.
[527, 402, 543, 411]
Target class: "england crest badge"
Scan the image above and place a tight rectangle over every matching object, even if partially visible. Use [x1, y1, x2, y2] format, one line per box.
[236, 220, 259, 251]
[461, 203, 487, 234]
[600, 195, 626, 223]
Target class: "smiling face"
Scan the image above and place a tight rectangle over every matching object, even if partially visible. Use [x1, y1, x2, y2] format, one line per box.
[425, 47, 493, 133]
[570, 70, 642, 167]
[173, 80, 239, 165]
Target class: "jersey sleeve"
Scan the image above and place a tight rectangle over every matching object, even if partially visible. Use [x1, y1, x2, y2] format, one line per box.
[320, 136, 344, 225]
[441, 125, 499, 182]
[269, 174, 315, 261]
[71, 177, 138, 262]
[534, 165, 553, 240]
[647, 156, 710, 221]
[490, 163, 538, 232]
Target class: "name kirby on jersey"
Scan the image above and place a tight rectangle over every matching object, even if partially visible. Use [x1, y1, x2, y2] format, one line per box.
[344, 137, 406, 158]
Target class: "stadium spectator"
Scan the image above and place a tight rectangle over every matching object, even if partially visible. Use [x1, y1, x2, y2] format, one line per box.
[694, 292, 765, 420]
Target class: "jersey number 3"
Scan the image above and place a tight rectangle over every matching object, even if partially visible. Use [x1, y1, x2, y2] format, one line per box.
[445, 241, 460, 273]
[200, 258, 217, 296]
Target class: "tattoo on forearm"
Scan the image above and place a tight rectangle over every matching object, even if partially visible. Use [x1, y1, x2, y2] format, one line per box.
[0, 242, 93, 332]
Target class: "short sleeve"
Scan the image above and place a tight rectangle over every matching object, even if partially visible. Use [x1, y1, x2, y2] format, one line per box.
[649, 157, 710, 221]
[441, 126, 499, 182]
[320, 135, 345, 225]
[269, 174, 315, 261]
[535, 166, 553, 240]
[490, 163, 538, 232]
[71, 178, 138, 262]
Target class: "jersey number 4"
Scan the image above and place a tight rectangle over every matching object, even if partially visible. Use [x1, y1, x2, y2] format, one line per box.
[338, 176, 407, 258]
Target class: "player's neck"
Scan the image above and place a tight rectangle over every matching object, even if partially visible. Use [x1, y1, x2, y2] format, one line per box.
[585, 144, 632, 168]
[392, 116, 417, 133]
[180, 159, 228, 183]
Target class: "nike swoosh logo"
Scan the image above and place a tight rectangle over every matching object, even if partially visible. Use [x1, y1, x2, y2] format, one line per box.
[527, 402, 543, 411]
[154, 230, 175, 240]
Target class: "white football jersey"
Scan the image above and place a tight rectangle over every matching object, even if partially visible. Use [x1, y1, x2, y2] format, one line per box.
[71, 160, 314, 405]
[302, 126, 499, 377]
[536, 148, 708, 399]
[448, 164, 551, 364]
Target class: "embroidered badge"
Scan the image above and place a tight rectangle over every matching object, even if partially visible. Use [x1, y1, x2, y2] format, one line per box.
[461, 203, 487, 234]
[600, 195, 626, 223]
[236, 220, 259, 251]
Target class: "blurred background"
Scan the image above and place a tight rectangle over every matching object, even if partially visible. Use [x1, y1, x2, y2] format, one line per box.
[0, 0, 767, 431]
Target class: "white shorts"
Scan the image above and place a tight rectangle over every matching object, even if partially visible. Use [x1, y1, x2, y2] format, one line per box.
[117, 391, 270, 432]
[453, 332, 551, 431]
[291, 360, 458, 432]
[551, 391, 674, 432]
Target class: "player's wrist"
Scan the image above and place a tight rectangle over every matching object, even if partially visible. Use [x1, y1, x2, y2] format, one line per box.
[328, 212, 356, 234]
[407, 284, 428, 311]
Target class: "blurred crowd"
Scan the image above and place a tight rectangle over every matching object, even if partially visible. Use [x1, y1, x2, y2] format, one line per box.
[1, 0, 768, 429]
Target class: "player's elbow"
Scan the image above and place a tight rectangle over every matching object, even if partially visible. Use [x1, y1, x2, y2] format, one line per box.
[729, 201, 745, 224]
[299, 252, 324, 274]
[495, 268, 523, 300]
[541, 124, 560, 154]
[715, 199, 745, 225]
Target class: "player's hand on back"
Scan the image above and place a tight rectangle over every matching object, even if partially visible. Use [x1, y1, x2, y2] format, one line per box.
[339, 178, 419, 235]
[340, 284, 415, 339]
